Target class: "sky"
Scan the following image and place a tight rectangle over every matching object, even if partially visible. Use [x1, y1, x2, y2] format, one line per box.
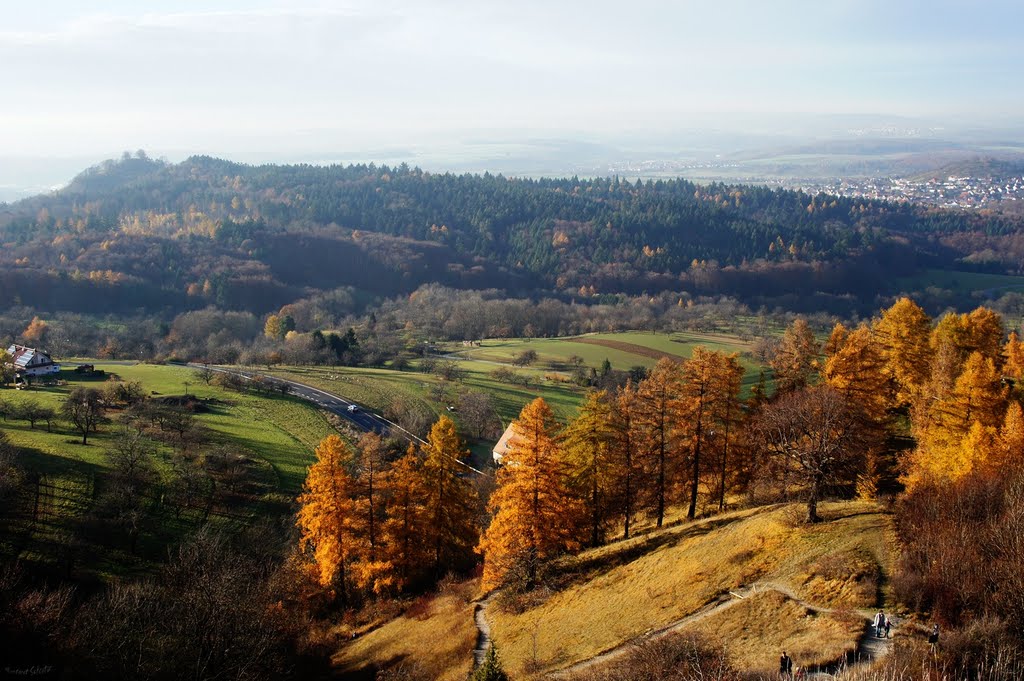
[1, 0, 1023, 159]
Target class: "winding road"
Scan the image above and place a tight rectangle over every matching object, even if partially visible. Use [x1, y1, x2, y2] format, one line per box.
[184, 364, 487, 475]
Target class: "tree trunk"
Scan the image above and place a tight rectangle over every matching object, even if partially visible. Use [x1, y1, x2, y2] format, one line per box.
[688, 396, 704, 520]
[719, 400, 731, 512]
[806, 472, 823, 523]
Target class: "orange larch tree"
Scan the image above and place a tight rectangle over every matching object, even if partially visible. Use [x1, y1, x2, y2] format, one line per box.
[380, 445, 430, 591]
[635, 358, 683, 528]
[421, 415, 480, 580]
[998, 401, 1024, 472]
[562, 389, 616, 547]
[770, 318, 820, 394]
[478, 398, 582, 590]
[297, 435, 358, 602]
[908, 352, 1008, 488]
[350, 432, 392, 595]
[679, 347, 736, 520]
[874, 297, 933, 408]
[712, 352, 745, 512]
[608, 382, 643, 539]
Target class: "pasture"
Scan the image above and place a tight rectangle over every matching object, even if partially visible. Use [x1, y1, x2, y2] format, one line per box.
[0, 362, 333, 579]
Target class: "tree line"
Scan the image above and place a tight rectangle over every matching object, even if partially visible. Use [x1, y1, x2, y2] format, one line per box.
[3, 154, 1021, 327]
[295, 296, 1024, 615]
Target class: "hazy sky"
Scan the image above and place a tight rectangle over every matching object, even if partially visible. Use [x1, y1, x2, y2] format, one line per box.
[2, 0, 1023, 157]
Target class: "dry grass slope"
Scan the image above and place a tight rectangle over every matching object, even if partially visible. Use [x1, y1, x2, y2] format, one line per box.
[488, 500, 893, 678]
[684, 589, 863, 673]
[332, 580, 479, 681]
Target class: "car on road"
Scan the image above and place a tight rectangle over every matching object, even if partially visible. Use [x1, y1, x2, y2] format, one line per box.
[347, 404, 359, 413]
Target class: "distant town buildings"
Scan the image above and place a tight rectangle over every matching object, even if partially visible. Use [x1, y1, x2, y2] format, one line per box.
[797, 175, 1024, 210]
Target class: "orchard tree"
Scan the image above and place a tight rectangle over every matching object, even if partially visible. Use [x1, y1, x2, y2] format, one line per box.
[63, 387, 105, 445]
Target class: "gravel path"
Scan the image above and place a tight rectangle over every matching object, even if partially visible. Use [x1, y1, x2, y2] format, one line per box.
[532, 581, 895, 679]
[472, 592, 498, 670]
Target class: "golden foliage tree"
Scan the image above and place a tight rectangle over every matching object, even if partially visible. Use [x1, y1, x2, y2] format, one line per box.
[297, 435, 357, 601]
[874, 297, 932, 407]
[909, 352, 1008, 488]
[678, 347, 740, 520]
[963, 307, 1005, 369]
[712, 353, 745, 512]
[823, 322, 849, 359]
[350, 432, 392, 594]
[823, 324, 889, 427]
[478, 398, 582, 590]
[998, 401, 1024, 472]
[421, 415, 479, 580]
[22, 316, 48, 345]
[264, 314, 284, 339]
[1003, 332, 1024, 400]
[608, 382, 643, 539]
[380, 446, 430, 591]
[562, 389, 616, 547]
[770, 318, 820, 393]
[635, 358, 683, 527]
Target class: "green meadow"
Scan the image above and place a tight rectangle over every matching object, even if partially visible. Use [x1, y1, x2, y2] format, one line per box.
[0, 362, 333, 579]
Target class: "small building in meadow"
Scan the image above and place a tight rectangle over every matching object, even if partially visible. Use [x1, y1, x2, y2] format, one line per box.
[492, 423, 517, 464]
[6, 344, 61, 377]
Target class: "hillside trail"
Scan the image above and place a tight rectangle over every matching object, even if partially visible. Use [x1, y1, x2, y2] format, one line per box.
[472, 592, 498, 670]
[483, 580, 896, 679]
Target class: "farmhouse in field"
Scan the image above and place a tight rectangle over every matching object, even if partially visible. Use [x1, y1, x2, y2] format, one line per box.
[5, 344, 61, 377]
[492, 423, 516, 464]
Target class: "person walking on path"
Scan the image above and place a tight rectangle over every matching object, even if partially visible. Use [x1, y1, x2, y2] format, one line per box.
[884, 615, 892, 638]
[873, 611, 884, 638]
[779, 651, 793, 679]
[928, 624, 940, 648]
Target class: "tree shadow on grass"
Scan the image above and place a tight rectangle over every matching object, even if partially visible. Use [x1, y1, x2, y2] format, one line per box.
[544, 514, 750, 593]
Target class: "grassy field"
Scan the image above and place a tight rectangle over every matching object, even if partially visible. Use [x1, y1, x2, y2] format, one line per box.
[260, 330, 768, 468]
[267, 361, 585, 430]
[450, 331, 754, 368]
[893, 268, 1024, 296]
[487, 500, 893, 678]
[448, 330, 765, 395]
[332, 580, 478, 681]
[0, 362, 334, 579]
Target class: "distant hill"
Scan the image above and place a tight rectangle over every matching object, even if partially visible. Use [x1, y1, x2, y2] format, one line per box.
[908, 156, 1024, 182]
[1, 155, 1023, 319]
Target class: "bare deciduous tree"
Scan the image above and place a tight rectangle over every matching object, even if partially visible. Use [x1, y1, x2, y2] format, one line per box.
[753, 385, 864, 522]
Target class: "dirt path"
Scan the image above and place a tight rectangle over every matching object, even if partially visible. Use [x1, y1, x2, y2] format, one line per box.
[472, 592, 498, 670]
[544, 581, 894, 679]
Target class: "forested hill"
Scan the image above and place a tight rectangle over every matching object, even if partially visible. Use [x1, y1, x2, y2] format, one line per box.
[1, 154, 1022, 317]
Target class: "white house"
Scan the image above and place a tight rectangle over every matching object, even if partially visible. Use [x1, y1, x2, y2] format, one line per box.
[6, 345, 61, 377]
[492, 423, 517, 464]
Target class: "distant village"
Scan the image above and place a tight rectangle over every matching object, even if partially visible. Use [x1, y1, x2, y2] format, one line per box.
[797, 174, 1024, 210]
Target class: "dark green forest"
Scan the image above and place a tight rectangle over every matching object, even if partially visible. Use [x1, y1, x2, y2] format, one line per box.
[3, 153, 1021, 324]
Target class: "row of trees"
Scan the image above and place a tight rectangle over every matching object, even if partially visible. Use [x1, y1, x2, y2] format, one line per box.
[478, 298, 1024, 590]
[295, 421, 481, 602]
